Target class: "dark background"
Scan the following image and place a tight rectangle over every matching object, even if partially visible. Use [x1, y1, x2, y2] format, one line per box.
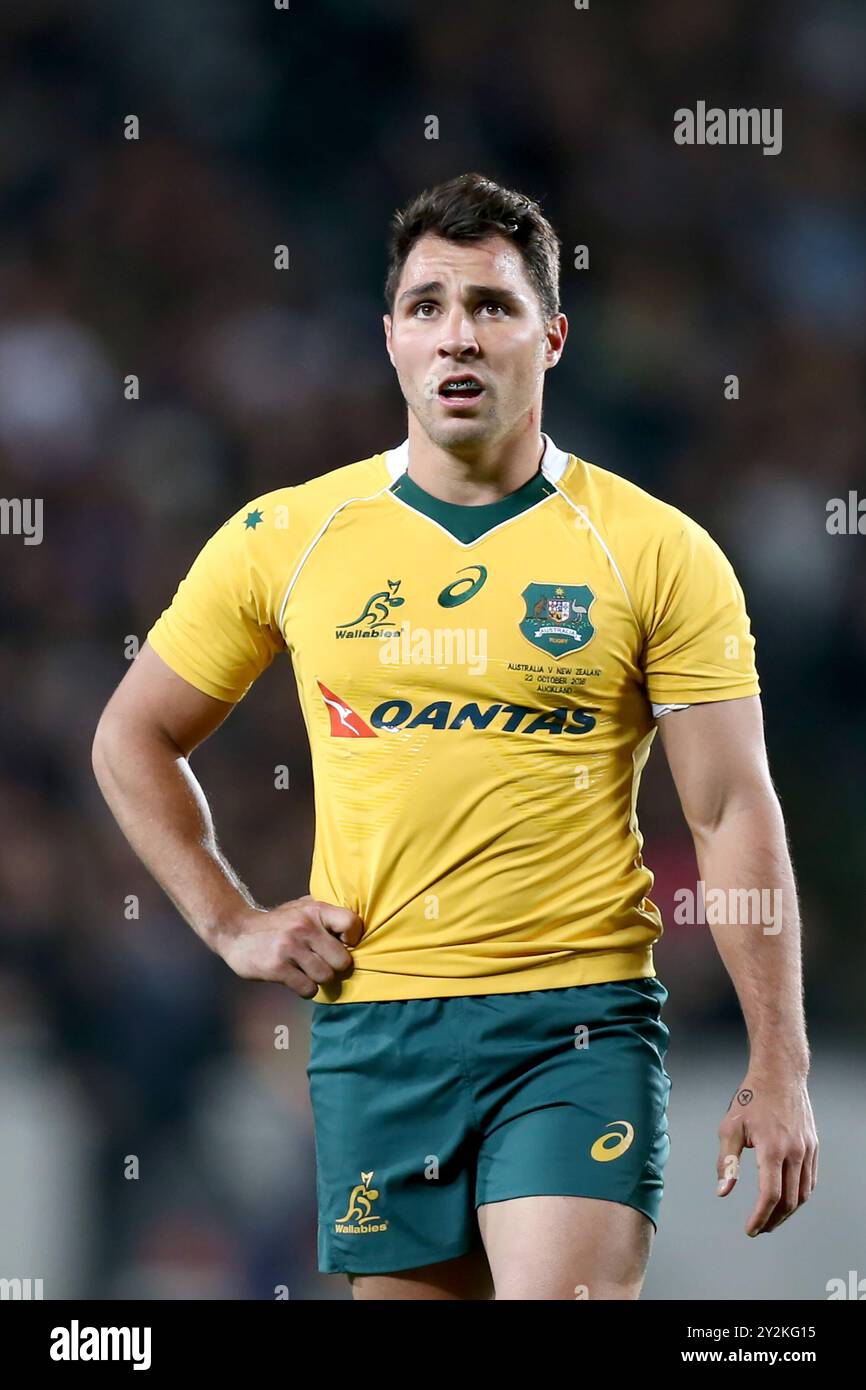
[1, 0, 863, 1298]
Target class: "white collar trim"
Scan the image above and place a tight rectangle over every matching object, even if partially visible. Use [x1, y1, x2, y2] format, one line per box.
[384, 432, 571, 484]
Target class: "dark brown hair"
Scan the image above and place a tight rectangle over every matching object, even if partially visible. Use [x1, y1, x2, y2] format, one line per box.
[384, 172, 561, 322]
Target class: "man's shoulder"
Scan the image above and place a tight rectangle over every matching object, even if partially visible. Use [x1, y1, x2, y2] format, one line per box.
[562, 454, 700, 541]
[561, 455, 717, 564]
[235, 449, 393, 535]
[295, 449, 395, 503]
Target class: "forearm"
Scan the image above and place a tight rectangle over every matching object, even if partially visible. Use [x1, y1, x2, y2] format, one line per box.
[692, 792, 809, 1077]
[92, 719, 261, 949]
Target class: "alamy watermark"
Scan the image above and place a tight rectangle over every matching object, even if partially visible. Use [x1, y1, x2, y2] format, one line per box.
[0, 498, 43, 544]
[674, 881, 783, 935]
[826, 1270, 865, 1300]
[826, 492, 865, 535]
[0, 1276, 43, 1299]
[50, 1321, 151, 1369]
[674, 102, 782, 156]
[378, 620, 488, 676]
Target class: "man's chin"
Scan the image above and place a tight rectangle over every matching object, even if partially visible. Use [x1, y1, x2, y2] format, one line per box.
[420, 412, 494, 450]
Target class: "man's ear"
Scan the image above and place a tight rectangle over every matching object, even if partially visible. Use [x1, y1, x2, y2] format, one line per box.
[383, 313, 394, 365]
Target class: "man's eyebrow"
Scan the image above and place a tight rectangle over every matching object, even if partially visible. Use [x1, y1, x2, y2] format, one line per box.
[397, 281, 524, 306]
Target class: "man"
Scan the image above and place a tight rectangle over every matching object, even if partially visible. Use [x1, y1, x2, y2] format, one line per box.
[92, 172, 817, 1301]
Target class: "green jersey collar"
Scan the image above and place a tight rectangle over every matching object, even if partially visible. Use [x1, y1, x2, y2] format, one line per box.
[384, 434, 569, 544]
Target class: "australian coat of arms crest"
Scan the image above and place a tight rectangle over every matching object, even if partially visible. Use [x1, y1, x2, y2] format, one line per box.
[520, 583, 596, 658]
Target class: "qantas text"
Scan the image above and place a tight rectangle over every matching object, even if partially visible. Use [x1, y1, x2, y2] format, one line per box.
[369, 700, 598, 734]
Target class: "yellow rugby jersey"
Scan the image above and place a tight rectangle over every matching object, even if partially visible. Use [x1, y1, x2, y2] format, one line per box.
[146, 433, 760, 1003]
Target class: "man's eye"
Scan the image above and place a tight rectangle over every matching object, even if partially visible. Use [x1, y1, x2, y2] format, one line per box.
[412, 301, 507, 317]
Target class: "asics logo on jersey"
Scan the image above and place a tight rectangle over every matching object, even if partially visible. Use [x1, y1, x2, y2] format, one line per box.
[437, 565, 488, 608]
[590, 1121, 635, 1162]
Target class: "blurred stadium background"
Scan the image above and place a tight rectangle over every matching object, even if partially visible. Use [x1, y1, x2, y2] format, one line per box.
[1, 0, 864, 1299]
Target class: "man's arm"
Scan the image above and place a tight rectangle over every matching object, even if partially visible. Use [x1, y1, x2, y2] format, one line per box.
[91, 642, 362, 997]
[656, 695, 818, 1235]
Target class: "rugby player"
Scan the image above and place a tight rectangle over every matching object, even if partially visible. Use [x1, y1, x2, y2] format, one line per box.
[92, 173, 817, 1300]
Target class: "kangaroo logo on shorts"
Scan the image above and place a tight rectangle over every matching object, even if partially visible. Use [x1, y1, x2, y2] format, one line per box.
[334, 1170, 389, 1235]
[590, 1121, 635, 1162]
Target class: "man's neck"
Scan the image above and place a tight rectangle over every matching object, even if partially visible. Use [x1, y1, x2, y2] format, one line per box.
[405, 420, 546, 506]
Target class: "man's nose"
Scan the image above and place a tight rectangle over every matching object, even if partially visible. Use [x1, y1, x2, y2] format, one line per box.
[437, 307, 479, 356]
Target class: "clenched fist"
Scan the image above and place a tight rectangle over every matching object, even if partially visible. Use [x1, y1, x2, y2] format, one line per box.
[217, 895, 364, 998]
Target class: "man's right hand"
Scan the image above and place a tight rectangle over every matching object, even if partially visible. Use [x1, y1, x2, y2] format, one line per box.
[216, 895, 365, 998]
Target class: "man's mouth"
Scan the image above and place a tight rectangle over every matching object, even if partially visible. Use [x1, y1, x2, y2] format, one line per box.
[437, 375, 486, 407]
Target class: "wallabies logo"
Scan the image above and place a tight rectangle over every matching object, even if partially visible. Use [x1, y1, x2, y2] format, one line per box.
[334, 1171, 389, 1235]
[337, 580, 405, 630]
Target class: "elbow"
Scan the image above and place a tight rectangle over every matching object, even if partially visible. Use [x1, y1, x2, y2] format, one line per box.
[91, 709, 116, 787]
[91, 699, 131, 786]
[688, 777, 782, 846]
[92, 704, 182, 786]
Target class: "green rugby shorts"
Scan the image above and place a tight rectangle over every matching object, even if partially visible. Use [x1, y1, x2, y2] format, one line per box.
[306, 976, 672, 1275]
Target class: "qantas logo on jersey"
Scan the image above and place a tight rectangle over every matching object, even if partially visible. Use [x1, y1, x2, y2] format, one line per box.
[317, 681, 597, 737]
[318, 682, 377, 737]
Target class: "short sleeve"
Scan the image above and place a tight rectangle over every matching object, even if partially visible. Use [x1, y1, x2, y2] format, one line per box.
[146, 499, 287, 703]
[642, 518, 760, 704]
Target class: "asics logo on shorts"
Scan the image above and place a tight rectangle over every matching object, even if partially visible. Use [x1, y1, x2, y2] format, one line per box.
[590, 1121, 635, 1162]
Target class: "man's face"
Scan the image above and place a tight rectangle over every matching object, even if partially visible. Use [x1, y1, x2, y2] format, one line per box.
[383, 234, 565, 451]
